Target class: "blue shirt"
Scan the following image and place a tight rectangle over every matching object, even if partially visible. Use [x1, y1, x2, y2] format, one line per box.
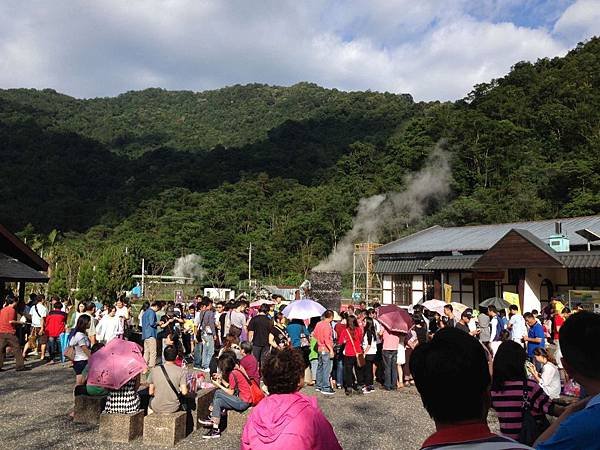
[537, 393, 600, 450]
[527, 322, 545, 357]
[141, 308, 157, 340]
[286, 323, 309, 348]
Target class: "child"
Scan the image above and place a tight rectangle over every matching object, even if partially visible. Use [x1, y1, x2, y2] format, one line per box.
[240, 341, 260, 384]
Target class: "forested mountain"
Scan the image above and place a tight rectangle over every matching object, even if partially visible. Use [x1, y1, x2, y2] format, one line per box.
[2, 38, 600, 298]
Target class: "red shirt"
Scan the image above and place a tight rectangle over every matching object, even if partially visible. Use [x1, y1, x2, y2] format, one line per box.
[0, 305, 17, 334]
[240, 354, 260, 383]
[45, 310, 67, 337]
[313, 320, 333, 352]
[421, 422, 501, 449]
[553, 314, 565, 341]
[339, 327, 363, 357]
[230, 369, 253, 404]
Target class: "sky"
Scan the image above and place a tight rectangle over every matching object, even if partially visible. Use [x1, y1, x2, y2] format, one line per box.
[1, 0, 599, 101]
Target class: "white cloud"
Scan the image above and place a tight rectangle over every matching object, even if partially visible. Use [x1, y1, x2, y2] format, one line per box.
[554, 0, 600, 41]
[0, 0, 597, 100]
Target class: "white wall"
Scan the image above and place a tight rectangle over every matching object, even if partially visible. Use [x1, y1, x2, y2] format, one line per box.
[382, 275, 393, 304]
[412, 275, 424, 305]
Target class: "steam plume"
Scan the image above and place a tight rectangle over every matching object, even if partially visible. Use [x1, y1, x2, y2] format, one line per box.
[314, 145, 451, 272]
[173, 254, 205, 280]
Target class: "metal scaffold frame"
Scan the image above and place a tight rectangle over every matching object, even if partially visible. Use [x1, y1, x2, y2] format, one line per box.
[352, 242, 382, 305]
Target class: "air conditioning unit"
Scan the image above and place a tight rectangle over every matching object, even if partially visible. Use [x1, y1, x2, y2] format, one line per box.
[548, 221, 570, 253]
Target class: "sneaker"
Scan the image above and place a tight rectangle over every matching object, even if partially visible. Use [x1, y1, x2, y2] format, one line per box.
[202, 428, 221, 439]
[193, 366, 202, 370]
[363, 386, 375, 394]
[198, 416, 214, 427]
[344, 389, 352, 396]
[315, 387, 321, 392]
[201, 368, 210, 373]
[321, 389, 335, 395]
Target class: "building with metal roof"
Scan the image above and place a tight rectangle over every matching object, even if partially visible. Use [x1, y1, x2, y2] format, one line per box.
[374, 216, 600, 313]
[0, 224, 49, 301]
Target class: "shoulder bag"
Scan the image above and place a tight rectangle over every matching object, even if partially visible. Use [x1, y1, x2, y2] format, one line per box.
[517, 382, 549, 445]
[160, 365, 189, 411]
[346, 329, 366, 367]
[228, 311, 242, 338]
[233, 368, 265, 406]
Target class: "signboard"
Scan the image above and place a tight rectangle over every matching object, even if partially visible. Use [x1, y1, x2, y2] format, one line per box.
[174, 290, 184, 302]
[568, 290, 600, 312]
[444, 283, 452, 303]
[474, 272, 505, 280]
[503, 291, 520, 313]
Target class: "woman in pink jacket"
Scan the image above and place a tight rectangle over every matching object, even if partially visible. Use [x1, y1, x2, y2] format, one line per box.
[242, 348, 341, 450]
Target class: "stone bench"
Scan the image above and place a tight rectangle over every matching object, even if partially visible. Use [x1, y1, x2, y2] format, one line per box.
[99, 410, 144, 443]
[195, 388, 216, 429]
[195, 387, 250, 432]
[73, 395, 107, 425]
[219, 407, 251, 432]
[143, 411, 189, 446]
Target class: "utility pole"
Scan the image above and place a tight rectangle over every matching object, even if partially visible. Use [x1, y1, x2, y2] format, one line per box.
[248, 243, 252, 288]
[141, 258, 145, 298]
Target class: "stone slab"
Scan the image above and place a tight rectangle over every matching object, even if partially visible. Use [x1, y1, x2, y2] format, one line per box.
[195, 388, 216, 429]
[73, 395, 106, 425]
[143, 411, 188, 447]
[99, 410, 145, 443]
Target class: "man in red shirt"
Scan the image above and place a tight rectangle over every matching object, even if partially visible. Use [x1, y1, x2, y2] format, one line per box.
[45, 301, 67, 363]
[313, 310, 335, 395]
[0, 296, 27, 371]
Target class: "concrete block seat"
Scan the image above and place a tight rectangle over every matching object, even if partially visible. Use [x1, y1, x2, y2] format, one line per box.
[143, 411, 189, 447]
[73, 395, 107, 425]
[195, 387, 251, 432]
[99, 410, 144, 443]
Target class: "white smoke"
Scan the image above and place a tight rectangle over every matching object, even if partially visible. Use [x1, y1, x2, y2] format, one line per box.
[173, 254, 205, 281]
[314, 145, 452, 272]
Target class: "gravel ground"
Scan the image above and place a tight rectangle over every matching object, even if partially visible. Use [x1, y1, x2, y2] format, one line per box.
[0, 358, 499, 450]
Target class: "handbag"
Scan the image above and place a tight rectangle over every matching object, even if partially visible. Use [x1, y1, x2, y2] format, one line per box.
[160, 365, 189, 411]
[233, 369, 265, 406]
[517, 382, 550, 445]
[346, 329, 366, 368]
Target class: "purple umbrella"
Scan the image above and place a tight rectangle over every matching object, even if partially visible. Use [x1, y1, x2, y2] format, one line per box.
[377, 304, 414, 333]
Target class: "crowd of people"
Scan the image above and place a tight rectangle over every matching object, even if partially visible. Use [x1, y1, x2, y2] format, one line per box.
[0, 290, 598, 449]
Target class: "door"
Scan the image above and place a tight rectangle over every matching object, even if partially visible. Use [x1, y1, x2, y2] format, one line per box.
[478, 280, 497, 305]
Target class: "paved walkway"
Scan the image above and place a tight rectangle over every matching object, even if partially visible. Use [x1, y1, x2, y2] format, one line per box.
[0, 359, 496, 449]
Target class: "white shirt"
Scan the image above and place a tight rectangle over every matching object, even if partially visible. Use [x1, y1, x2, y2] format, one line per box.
[539, 362, 561, 399]
[96, 315, 121, 343]
[373, 319, 383, 344]
[30, 303, 47, 328]
[69, 332, 90, 361]
[509, 314, 527, 343]
[363, 333, 378, 355]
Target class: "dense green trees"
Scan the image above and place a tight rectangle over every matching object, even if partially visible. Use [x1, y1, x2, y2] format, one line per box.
[2, 38, 600, 298]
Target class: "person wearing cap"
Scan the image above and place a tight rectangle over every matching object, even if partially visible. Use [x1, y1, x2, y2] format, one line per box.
[456, 310, 479, 337]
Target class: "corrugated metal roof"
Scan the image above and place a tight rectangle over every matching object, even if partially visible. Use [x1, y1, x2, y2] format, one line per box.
[423, 255, 481, 270]
[374, 259, 432, 274]
[376, 216, 600, 255]
[559, 252, 600, 268]
[0, 253, 49, 282]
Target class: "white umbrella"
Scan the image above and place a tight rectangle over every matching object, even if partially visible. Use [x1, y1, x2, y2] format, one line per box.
[281, 298, 326, 320]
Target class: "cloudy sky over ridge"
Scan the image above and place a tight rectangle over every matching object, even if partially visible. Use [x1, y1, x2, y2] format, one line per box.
[1, 0, 599, 101]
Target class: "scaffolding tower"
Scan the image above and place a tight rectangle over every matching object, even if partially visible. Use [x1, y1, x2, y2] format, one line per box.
[352, 242, 382, 305]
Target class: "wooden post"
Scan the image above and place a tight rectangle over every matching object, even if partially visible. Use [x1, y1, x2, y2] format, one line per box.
[18, 281, 25, 303]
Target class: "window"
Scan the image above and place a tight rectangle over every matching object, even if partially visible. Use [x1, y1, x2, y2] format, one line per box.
[392, 275, 412, 306]
[508, 269, 525, 285]
[568, 268, 600, 287]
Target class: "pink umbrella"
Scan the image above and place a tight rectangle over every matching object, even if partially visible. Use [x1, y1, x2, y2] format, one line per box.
[422, 299, 447, 316]
[376, 305, 414, 333]
[86, 338, 147, 389]
[250, 299, 276, 308]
